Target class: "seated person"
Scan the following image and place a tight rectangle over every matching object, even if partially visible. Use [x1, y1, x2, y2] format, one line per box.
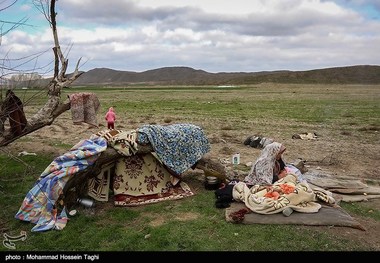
[244, 142, 304, 186]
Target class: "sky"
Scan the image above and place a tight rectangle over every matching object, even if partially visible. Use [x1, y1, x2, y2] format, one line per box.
[1, 0, 380, 76]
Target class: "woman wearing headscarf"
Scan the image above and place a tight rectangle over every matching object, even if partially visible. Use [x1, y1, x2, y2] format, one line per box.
[244, 142, 287, 186]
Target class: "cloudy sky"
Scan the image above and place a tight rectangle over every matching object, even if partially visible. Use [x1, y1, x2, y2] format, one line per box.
[1, 0, 379, 75]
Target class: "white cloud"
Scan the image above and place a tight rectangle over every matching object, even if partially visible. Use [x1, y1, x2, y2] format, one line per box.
[1, 0, 379, 73]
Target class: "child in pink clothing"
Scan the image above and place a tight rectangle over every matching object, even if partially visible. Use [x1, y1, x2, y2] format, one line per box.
[105, 107, 116, 129]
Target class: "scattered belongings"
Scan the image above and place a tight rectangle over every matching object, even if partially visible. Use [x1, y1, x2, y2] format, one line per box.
[232, 153, 240, 165]
[282, 207, 294, 217]
[221, 166, 379, 231]
[18, 151, 37, 156]
[292, 132, 318, 140]
[290, 158, 308, 174]
[77, 197, 96, 208]
[68, 209, 77, 216]
[243, 135, 274, 149]
[303, 169, 380, 203]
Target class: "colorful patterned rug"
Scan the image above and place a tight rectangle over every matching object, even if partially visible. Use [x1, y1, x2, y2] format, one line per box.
[113, 153, 194, 206]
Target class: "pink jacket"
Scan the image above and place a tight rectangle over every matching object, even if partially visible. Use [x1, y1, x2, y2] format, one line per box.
[105, 108, 116, 123]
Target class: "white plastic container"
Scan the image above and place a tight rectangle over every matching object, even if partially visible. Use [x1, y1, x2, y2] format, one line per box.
[232, 153, 240, 165]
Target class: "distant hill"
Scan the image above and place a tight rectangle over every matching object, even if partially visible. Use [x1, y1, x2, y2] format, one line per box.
[71, 65, 380, 86]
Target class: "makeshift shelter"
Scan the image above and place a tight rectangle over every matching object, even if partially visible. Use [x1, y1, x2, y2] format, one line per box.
[14, 123, 227, 232]
[87, 152, 195, 206]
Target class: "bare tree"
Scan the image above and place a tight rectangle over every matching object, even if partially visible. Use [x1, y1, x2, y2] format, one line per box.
[0, 0, 83, 147]
[0, 1, 228, 205]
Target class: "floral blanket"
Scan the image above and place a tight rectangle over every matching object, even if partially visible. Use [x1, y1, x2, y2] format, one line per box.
[113, 153, 194, 206]
[137, 124, 210, 175]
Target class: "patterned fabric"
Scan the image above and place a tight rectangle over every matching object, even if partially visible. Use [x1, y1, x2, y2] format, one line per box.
[87, 164, 112, 202]
[137, 124, 210, 175]
[95, 129, 123, 141]
[108, 131, 139, 156]
[233, 173, 335, 215]
[96, 129, 139, 156]
[244, 142, 285, 185]
[113, 153, 194, 206]
[69, 93, 100, 127]
[14, 135, 107, 232]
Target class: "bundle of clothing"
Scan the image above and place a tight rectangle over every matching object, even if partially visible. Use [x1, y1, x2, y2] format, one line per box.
[1, 90, 27, 136]
[215, 173, 335, 214]
[243, 135, 274, 149]
[233, 173, 335, 215]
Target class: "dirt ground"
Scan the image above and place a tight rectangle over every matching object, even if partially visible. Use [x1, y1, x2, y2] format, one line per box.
[3, 111, 380, 250]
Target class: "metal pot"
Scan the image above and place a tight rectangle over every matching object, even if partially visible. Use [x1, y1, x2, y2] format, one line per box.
[205, 176, 220, 190]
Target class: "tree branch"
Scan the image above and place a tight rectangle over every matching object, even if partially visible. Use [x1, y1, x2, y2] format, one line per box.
[0, 0, 84, 147]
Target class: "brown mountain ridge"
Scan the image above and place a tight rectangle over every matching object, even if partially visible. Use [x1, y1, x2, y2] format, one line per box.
[72, 65, 380, 86]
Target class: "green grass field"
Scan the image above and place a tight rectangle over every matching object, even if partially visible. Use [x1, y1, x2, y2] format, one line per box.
[1, 84, 379, 252]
